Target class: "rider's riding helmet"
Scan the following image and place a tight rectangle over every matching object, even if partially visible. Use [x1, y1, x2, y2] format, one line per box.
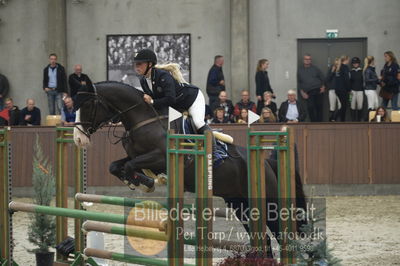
[351, 57, 361, 65]
[133, 49, 157, 65]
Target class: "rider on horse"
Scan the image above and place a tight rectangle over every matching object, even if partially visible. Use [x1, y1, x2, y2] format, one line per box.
[133, 49, 222, 164]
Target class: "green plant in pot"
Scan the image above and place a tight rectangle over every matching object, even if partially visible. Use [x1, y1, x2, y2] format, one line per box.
[27, 135, 56, 266]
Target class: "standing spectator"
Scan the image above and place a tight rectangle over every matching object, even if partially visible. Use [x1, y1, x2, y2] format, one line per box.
[211, 107, 230, 124]
[297, 54, 325, 122]
[68, 64, 93, 98]
[206, 55, 225, 106]
[370, 106, 390, 122]
[258, 107, 277, 123]
[0, 72, 9, 110]
[257, 91, 277, 117]
[278, 89, 306, 123]
[236, 108, 248, 124]
[61, 97, 76, 126]
[233, 89, 257, 117]
[210, 91, 234, 122]
[327, 58, 342, 121]
[327, 55, 350, 122]
[43, 53, 67, 115]
[350, 57, 364, 121]
[380, 51, 399, 110]
[255, 59, 275, 103]
[20, 99, 41, 126]
[5, 98, 20, 126]
[364, 56, 380, 113]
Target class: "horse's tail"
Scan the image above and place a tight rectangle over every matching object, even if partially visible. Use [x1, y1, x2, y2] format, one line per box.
[155, 63, 188, 84]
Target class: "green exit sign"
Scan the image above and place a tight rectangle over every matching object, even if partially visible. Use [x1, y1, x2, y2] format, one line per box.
[326, 29, 338, 39]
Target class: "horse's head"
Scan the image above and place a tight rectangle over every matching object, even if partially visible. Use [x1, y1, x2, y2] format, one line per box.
[73, 81, 147, 147]
[73, 90, 116, 147]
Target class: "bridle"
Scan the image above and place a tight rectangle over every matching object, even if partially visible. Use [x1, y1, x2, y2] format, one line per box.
[74, 87, 167, 140]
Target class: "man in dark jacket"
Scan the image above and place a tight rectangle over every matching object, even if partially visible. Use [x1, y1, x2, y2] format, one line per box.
[0, 72, 9, 110]
[233, 89, 257, 117]
[210, 90, 234, 122]
[43, 53, 67, 115]
[297, 54, 325, 122]
[206, 55, 225, 106]
[278, 90, 306, 122]
[5, 98, 20, 126]
[68, 64, 93, 98]
[20, 99, 41, 126]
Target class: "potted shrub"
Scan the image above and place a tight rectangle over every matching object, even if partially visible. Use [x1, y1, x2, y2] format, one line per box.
[27, 135, 56, 266]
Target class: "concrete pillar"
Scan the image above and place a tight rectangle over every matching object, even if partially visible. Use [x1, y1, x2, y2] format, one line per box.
[230, 0, 249, 103]
[47, 0, 67, 66]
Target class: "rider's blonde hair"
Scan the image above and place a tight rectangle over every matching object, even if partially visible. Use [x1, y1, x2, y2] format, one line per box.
[155, 63, 188, 84]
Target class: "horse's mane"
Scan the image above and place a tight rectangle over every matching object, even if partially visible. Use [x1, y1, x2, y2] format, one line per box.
[94, 81, 144, 96]
[156, 63, 187, 84]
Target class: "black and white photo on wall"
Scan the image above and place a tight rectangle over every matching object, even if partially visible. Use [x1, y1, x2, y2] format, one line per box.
[107, 34, 191, 88]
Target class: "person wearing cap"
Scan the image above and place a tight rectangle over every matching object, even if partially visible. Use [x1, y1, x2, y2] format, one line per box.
[133, 49, 223, 164]
[278, 89, 306, 123]
[350, 57, 364, 121]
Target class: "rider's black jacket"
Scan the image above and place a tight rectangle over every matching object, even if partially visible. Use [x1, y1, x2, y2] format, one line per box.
[140, 68, 199, 112]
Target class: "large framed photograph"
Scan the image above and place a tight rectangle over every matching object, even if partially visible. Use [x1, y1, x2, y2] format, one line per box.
[107, 34, 191, 88]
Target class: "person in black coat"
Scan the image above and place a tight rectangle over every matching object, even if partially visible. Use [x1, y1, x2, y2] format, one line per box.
[349, 57, 364, 121]
[278, 90, 306, 122]
[380, 51, 399, 110]
[0, 73, 9, 110]
[210, 91, 234, 122]
[19, 99, 41, 126]
[326, 56, 350, 122]
[68, 64, 93, 98]
[5, 98, 20, 126]
[43, 53, 67, 115]
[211, 107, 230, 124]
[257, 91, 277, 117]
[255, 59, 275, 103]
[206, 55, 225, 106]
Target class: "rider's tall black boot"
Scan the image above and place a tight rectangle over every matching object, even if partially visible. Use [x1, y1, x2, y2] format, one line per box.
[197, 124, 223, 167]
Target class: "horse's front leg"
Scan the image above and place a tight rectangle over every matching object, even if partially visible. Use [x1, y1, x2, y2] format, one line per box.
[123, 149, 166, 192]
[109, 157, 141, 190]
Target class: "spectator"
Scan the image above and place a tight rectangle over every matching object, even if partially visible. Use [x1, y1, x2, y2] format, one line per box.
[370, 106, 390, 122]
[5, 98, 20, 126]
[61, 97, 76, 126]
[278, 89, 306, 123]
[258, 107, 277, 123]
[0, 72, 9, 110]
[380, 51, 399, 110]
[327, 58, 342, 121]
[257, 91, 277, 117]
[20, 99, 41, 126]
[255, 59, 275, 104]
[297, 54, 325, 122]
[233, 89, 257, 117]
[364, 56, 380, 113]
[236, 108, 248, 124]
[206, 55, 225, 106]
[350, 57, 364, 121]
[327, 55, 350, 122]
[43, 53, 67, 115]
[210, 91, 234, 122]
[211, 107, 230, 124]
[68, 64, 93, 98]
[204, 104, 213, 124]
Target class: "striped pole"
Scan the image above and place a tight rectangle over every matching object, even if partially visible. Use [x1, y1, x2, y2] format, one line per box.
[8, 202, 167, 231]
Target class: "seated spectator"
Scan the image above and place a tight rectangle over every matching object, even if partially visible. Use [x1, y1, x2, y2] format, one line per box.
[257, 91, 277, 117]
[211, 107, 230, 124]
[278, 90, 306, 123]
[234, 89, 257, 117]
[20, 99, 41, 126]
[61, 97, 76, 126]
[236, 108, 248, 124]
[210, 91, 234, 122]
[258, 107, 277, 123]
[5, 98, 20, 126]
[370, 106, 390, 122]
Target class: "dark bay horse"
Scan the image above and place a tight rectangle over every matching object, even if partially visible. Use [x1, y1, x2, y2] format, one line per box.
[73, 81, 306, 239]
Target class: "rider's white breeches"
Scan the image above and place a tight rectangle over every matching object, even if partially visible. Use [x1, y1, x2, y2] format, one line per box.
[188, 90, 206, 129]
